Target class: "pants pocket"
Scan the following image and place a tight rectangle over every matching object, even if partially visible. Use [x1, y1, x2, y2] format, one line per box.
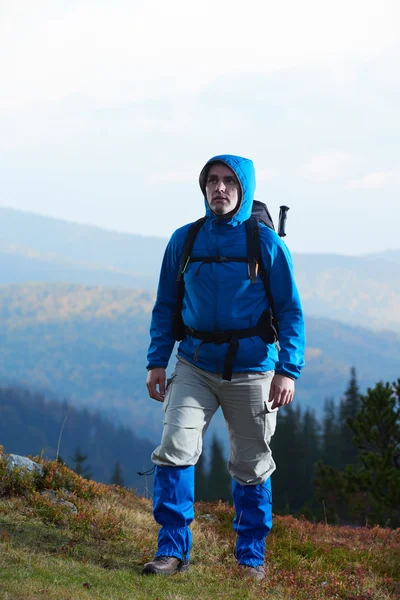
[264, 403, 277, 439]
[163, 373, 176, 414]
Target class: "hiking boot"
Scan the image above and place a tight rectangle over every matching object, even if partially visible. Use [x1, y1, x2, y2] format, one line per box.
[141, 555, 189, 575]
[239, 564, 266, 581]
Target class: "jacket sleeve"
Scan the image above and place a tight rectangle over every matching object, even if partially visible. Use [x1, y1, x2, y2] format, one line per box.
[146, 230, 182, 370]
[261, 233, 305, 380]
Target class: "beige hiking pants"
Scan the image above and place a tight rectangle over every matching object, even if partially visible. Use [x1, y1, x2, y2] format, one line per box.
[152, 356, 277, 486]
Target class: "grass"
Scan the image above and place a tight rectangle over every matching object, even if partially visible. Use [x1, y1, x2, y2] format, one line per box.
[1, 448, 399, 600]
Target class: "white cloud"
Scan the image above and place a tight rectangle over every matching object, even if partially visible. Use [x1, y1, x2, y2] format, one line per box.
[147, 164, 279, 186]
[297, 152, 353, 182]
[1, 1, 400, 255]
[145, 170, 197, 185]
[1, 0, 399, 116]
[346, 170, 400, 189]
[257, 168, 279, 182]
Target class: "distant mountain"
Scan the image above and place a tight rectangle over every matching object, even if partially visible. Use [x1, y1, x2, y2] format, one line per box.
[0, 385, 156, 493]
[366, 249, 400, 265]
[0, 245, 155, 289]
[294, 253, 400, 332]
[0, 282, 159, 435]
[1, 206, 400, 332]
[0, 205, 165, 280]
[1, 284, 399, 440]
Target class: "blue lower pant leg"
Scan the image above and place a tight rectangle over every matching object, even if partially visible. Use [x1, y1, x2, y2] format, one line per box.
[153, 465, 194, 561]
[232, 478, 272, 567]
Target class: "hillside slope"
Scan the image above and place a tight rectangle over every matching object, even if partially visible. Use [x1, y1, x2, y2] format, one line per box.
[0, 451, 399, 600]
[0, 206, 166, 276]
[0, 386, 155, 493]
[2, 206, 400, 331]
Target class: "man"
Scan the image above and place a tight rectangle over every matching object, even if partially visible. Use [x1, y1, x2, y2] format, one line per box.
[143, 154, 305, 580]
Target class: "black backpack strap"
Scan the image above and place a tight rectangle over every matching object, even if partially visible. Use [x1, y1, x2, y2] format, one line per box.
[173, 217, 206, 341]
[245, 216, 279, 338]
[245, 216, 261, 283]
[177, 217, 207, 282]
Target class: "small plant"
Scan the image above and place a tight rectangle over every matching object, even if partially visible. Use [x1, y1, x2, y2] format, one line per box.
[0, 445, 39, 497]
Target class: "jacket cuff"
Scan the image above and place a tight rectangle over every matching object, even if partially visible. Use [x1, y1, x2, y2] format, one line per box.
[146, 364, 166, 371]
[275, 371, 296, 381]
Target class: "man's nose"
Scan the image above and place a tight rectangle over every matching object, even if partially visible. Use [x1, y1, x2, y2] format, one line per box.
[215, 180, 225, 191]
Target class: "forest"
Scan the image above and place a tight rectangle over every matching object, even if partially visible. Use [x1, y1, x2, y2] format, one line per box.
[0, 385, 155, 495]
[1, 368, 399, 528]
[195, 369, 400, 528]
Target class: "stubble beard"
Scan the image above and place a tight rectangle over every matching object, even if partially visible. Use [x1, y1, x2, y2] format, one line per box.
[209, 199, 232, 215]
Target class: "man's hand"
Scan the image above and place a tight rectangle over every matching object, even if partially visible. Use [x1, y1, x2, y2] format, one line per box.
[146, 368, 167, 402]
[269, 374, 295, 410]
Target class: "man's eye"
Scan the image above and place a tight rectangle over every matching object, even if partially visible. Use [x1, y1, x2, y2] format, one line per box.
[207, 177, 218, 184]
[226, 177, 236, 184]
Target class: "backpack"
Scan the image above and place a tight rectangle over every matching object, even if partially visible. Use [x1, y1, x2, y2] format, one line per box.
[172, 201, 288, 380]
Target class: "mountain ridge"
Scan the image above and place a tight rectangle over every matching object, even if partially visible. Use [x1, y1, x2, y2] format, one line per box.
[2, 205, 400, 332]
[1, 283, 399, 443]
[2, 204, 399, 260]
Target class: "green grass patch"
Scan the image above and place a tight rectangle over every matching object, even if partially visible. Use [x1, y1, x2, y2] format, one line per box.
[1, 446, 399, 599]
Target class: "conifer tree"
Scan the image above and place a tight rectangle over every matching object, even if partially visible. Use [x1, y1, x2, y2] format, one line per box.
[271, 404, 302, 513]
[316, 378, 400, 526]
[70, 446, 92, 480]
[111, 462, 124, 486]
[314, 462, 347, 524]
[195, 449, 208, 501]
[338, 367, 361, 468]
[315, 370, 361, 523]
[345, 379, 400, 526]
[321, 397, 341, 469]
[297, 408, 321, 514]
[207, 436, 231, 503]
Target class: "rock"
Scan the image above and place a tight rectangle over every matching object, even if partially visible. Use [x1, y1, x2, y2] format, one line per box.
[6, 454, 44, 476]
[40, 490, 78, 514]
[61, 488, 74, 499]
[40, 489, 57, 500]
[198, 513, 217, 522]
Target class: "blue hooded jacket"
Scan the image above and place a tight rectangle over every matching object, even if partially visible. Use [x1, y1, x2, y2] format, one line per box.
[147, 154, 305, 379]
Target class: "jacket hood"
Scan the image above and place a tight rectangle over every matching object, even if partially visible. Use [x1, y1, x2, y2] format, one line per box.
[199, 154, 256, 226]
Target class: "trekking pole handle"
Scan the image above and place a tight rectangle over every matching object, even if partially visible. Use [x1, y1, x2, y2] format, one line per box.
[278, 205, 290, 237]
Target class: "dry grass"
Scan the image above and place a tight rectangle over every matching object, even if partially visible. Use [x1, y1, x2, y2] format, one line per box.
[1, 449, 399, 599]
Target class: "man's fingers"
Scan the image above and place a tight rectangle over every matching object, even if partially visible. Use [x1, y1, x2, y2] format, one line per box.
[269, 374, 295, 409]
[149, 386, 163, 402]
[286, 390, 294, 405]
[271, 388, 283, 409]
[280, 389, 290, 407]
[146, 368, 167, 402]
[159, 374, 166, 397]
[147, 382, 157, 400]
[146, 381, 162, 401]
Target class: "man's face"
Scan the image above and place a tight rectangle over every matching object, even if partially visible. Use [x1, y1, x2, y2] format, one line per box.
[205, 164, 240, 215]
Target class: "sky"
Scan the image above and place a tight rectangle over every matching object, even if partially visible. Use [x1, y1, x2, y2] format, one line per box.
[1, 0, 400, 255]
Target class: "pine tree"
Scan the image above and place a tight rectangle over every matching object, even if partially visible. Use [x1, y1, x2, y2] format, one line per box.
[314, 462, 348, 524]
[345, 379, 400, 526]
[271, 404, 302, 513]
[316, 378, 400, 526]
[315, 370, 362, 523]
[207, 436, 231, 503]
[321, 397, 341, 469]
[111, 462, 124, 486]
[338, 367, 361, 468]
[70, 446, 92, 480]
[297, 408, 321, 515]
[195, 449, 208, 501]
